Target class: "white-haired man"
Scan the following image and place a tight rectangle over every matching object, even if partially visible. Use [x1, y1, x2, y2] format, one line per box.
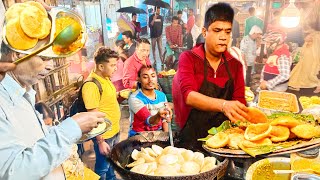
[240, 25, 262, 86]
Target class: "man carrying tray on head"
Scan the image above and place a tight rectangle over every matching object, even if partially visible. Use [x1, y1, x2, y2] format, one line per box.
[0, 1, 105, 179]
[172, 3, 248, 147]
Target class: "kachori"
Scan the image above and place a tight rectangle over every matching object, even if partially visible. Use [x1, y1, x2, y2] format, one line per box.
[206, 132, 229, 149]
[270, 116, 302, 128]
[5, 18, 38, 50]
[244, 123, 272, 141]
[25, 1, 47, 15]
[19, 6, 50, 39]
[5, 3, 31, 22]
[88, 122, 106, 135]
[291, 124, 320, 139]
[228, 133, 245, 149]
[269, 125, 290, 142]
[246, 107, 268, 124]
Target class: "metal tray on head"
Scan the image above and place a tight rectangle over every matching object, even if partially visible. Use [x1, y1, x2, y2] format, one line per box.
[258, 90, 300, 113]
[77, 119, 112, 144]
[2, 7, 87, 58]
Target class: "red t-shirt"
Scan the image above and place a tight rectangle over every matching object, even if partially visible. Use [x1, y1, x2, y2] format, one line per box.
[172, 44, 246, 129]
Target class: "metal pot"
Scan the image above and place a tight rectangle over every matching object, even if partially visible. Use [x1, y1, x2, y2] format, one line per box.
[110, 131, 229, 180]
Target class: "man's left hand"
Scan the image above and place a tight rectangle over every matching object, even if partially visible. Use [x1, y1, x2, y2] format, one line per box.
[0, 62, 16, 81]
[260, 80, 268, 90]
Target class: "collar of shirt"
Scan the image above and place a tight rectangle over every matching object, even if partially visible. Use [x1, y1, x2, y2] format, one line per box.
[89, 71, 111, 86]
[191, 44, 234, 63]
[133, 52, 151, 65]
[0, 74, 27, 103]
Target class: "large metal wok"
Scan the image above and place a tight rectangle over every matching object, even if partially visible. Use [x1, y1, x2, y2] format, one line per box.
[110, 131, 229, 180]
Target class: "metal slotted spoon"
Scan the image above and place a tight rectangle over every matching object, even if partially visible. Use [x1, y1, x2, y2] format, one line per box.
[13, 22, 82, 64]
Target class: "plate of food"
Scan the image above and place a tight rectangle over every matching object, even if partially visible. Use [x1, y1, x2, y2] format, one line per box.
[201, 108, 320, 157]
[2, 2, 87, 58]
[77, 118, 112, 144]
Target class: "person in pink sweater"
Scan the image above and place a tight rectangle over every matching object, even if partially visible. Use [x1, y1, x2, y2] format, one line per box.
[122, 38, 152, 89]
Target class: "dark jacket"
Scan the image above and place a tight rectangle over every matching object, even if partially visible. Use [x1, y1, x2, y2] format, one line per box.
[149, 14, 163, 38]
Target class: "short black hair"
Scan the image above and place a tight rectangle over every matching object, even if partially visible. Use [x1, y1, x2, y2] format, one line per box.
[136, 38, 150, 47]
[172, 16, 179, 22]
[204, 3, 234, 29]
[93, 46, 118, 64]
[249, 7, 255, 15]
[122, 30, 133, 39]
[155, 6, 160, 11]
[132, 13, 137, 17]
[115, 40, 126, 49]
[177, 10, 182, 14]
[188, 9, 194, 13]
[137, 65, 154, 77]
[0, 41, 12, 57]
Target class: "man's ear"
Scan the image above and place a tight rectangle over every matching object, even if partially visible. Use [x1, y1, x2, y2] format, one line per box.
[202, 27, 207, 38]
[97, 63, 104, 71]
[11, 52, 19, 62]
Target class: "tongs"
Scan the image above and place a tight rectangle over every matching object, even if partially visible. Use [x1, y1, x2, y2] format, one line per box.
[165, 103, 174, 147]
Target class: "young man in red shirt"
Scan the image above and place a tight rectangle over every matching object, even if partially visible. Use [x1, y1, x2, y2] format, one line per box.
[165, 16, 183, 61]
[172, 3, 249, 145]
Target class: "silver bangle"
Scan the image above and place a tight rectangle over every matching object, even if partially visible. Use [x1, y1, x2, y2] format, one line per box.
[221, 101, 227, 113]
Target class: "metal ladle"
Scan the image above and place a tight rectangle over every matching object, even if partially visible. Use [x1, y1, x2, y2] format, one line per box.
[13, 22, 82, 64]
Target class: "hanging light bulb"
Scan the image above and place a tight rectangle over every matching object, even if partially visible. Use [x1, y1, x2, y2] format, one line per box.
[280, 0, 300, 28]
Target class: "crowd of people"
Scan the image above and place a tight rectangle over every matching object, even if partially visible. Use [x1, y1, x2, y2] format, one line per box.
[0, 0, 319, 179]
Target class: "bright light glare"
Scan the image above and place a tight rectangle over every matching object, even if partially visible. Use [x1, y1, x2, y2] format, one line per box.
[280, 2, 300, 28]
[280, 16, 300, 28]
[256, 9, 263, 17]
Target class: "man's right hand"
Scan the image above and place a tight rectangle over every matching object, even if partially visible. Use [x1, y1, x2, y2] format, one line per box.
[222, 100, 248, 123]
[72, 112, 105, 133]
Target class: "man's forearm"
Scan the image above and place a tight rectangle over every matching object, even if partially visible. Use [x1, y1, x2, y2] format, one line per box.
[148, 113, 161, 126]
[0, 118, 81, 179]
[186, 91, 225, 112]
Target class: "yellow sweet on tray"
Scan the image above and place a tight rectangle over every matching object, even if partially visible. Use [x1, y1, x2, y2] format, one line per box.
[299, 96, 320, 109]
[159, 69, 176, 76]
[67, 167, 100, 180]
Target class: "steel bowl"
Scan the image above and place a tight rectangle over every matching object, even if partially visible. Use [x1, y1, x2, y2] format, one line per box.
[110, 131, 229, 180]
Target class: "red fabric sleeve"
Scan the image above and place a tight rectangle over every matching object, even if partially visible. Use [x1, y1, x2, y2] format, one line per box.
[187, 16, 195, 33]
[135, 106, 152, 124]
[122, 57, 136, 89]
[178, 26, 183, 47]
[177, 52, 198, 102]
[232, 62, 246, 105]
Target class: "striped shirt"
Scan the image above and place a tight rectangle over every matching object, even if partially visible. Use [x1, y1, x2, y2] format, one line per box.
[165, 24, 183, 47]
[128, 89, 167, 136]
[262, 55, 291, 89]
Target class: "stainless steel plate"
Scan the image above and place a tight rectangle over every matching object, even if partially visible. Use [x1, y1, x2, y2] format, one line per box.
[2, 7, 87, 57]
[77, 119, 112, 144]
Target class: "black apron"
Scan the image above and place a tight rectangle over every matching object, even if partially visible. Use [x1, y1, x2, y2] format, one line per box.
[179, 54, 234, 149]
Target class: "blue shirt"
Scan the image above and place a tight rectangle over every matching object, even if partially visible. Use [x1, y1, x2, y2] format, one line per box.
[128, 89, 167, 137]
[0, 75, 82, 179]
